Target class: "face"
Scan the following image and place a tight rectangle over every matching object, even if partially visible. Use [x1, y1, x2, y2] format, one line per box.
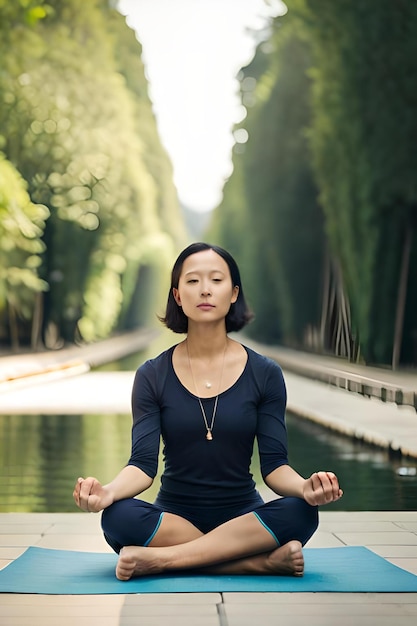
[172, 249, 239, 326]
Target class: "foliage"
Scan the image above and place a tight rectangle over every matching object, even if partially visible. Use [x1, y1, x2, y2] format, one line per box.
[210, 0, 417, 365]
[296, 0, 417, 363]
[209, 14, 325, 347]
[0, 155, 49, 344]
[0, 0, 185, 347]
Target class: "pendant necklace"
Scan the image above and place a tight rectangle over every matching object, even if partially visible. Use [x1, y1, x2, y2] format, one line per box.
[186, 341, 227, 441]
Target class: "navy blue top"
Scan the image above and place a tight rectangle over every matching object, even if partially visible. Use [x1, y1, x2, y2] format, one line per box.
[128, 344, 288, 505]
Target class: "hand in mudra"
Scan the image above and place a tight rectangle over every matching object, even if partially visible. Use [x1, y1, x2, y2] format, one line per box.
[303, 471, 343, 506]
[73, 476, 113, 513]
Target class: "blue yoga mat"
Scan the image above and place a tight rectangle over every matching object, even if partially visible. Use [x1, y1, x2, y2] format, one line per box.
[1, 546, 417, 594]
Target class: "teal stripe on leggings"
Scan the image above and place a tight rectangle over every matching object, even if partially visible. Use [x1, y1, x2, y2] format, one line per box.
[144, 512, 164, 547]
[253, 511, 280, 546]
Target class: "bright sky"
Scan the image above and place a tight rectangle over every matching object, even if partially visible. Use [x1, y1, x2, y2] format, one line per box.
[117, 0, 286, 213]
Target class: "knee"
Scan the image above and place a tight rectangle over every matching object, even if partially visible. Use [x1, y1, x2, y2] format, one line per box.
[276, 497, 319, 545]
[101, 498, 164, 552]
[294, 498, 319, 544]
[258, 496, 319, 547]
[101, 500, 125, 535]
[101, 501, 128, 553]
[299, 497, 319, 524]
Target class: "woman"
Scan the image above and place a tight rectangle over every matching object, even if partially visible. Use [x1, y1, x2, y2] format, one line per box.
[73, 242, 343, 581]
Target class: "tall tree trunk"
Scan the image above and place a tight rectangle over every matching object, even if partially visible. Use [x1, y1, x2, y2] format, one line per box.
[319, 248, 331, 351]
[31, 291, 44, 349]
[8, 302, 19, 350]
[392, 224, 413, 369]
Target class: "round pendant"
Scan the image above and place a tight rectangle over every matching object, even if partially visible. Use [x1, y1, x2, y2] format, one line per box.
[206, 431, 213, 441]
[205, 381, 212, 389]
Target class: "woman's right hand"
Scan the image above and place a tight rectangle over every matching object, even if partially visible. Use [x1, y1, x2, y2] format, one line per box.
[73, 476, 114, 513]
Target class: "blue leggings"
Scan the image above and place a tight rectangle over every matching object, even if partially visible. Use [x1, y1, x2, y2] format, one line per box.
[101, 496, 318, 554]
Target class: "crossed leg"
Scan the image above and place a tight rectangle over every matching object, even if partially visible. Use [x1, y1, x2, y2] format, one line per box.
[115, 511, 304, 580]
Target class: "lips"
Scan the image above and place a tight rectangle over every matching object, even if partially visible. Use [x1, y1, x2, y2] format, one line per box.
[197, 303, 215, 310]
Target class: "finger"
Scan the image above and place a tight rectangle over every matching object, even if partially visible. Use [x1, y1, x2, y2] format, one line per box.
[315, 471, 336, 503]
[326, 471, 343, 500]
[73, 477, 84, 506]
[79, 477, 96, 511]
[306, 472, 325, 506]
[320, 471, 343, 502]
[79, 477, 94, 497]
[310, 472, 323, 492]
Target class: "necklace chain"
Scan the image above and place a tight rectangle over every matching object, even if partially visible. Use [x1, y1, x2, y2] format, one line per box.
[196, 396, 218, 441]
[186, 341, 227, 441]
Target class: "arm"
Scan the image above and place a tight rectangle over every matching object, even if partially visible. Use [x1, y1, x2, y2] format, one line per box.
[74, 360, 162, 513]
[265, 464, 343, 506]
[254, 356, 342, 506]
[74, 465, 153, 513]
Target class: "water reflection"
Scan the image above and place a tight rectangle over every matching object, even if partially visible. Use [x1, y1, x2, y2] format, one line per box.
[0, 413, 158, 513]
[286, 414, 417, 511]
[1, 409, 416, 512]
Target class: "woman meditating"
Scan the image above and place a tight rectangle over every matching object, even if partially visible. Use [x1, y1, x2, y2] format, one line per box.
[73, 242, 343, 580]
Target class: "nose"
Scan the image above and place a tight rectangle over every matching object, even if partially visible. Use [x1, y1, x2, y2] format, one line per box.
[201, 283, 212, 296]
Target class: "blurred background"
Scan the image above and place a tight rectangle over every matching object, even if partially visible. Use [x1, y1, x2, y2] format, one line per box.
[1, 0, 416, 368]
[1, 0, 417, 512]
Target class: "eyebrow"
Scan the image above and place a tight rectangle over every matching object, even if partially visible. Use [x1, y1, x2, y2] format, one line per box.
[184, 269, 226, 276]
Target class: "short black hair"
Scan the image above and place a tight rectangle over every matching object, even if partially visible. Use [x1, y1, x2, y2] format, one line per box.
[160, 242, 254, 334]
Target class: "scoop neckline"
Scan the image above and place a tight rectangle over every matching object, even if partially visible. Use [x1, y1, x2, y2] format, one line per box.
[169, 343, 249, 399]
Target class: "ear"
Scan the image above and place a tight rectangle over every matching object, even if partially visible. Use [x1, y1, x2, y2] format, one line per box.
[172, 287, 181, 306]
[231, 285, 239, 304]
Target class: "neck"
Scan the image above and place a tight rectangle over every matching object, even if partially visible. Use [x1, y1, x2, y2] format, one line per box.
[185, 325, 228, 358]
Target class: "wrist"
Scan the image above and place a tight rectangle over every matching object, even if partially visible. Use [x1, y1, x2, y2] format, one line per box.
[102, 484, 116, 505]
[302, 478, 310, 503]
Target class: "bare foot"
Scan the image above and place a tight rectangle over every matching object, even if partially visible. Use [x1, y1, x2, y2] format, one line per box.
[266, 540, 304, 577]
[115, 540, 304, 580]
[116, 546, 164, 580]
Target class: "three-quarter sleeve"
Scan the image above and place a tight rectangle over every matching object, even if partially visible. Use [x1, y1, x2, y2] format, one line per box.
[256, 359, 289, 478]
[127, 361, 161, 478]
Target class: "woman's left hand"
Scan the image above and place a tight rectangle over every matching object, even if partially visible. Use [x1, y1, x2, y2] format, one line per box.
[303, 471, 343, 506]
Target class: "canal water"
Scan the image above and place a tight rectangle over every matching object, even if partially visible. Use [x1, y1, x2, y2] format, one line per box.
[1, 337, 416, 513]
[1, 409, 416, 513]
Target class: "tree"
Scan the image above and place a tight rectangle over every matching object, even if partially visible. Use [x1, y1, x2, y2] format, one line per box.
[0, 154, 49, 347]
[210, 13, 325, 348]
[298, 0, 417, 364]
[0, 0, 186, 347]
